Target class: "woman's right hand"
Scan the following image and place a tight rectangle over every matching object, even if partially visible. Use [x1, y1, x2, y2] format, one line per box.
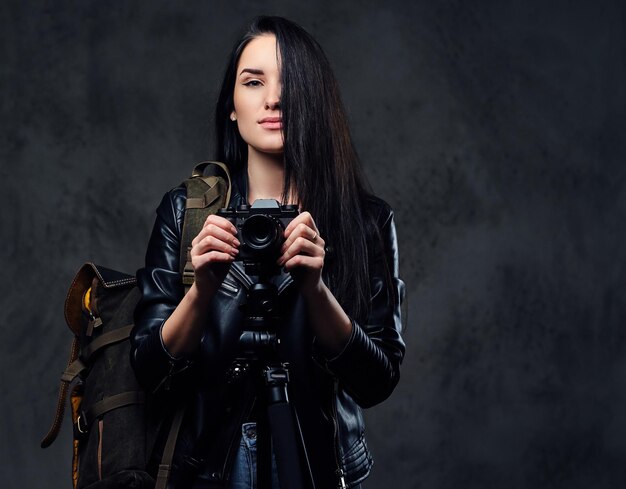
[189, 214, 240, 296]
[159, 214, 239, 357]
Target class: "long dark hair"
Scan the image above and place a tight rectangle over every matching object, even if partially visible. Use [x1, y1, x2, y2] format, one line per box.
[215, 16, 384, 322]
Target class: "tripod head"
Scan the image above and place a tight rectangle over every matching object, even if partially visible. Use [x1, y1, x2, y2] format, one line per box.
[237, 275, 282, 360]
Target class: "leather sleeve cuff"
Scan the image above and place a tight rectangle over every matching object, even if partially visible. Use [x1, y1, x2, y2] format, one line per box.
[158, 321, 187, 362]
[312, 318, 399, 408]
[311, 318, 358, 365]
[135, 320, 194, 393]
[325, 319, 370, 372]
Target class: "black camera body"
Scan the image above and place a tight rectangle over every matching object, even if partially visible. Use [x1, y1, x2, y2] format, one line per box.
[218, 199, 299, 276]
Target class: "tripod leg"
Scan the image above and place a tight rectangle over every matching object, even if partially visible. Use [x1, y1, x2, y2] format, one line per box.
[267, 403, 305, 489]
[257, 414, 273, 489]
[264, 366, 316, 489]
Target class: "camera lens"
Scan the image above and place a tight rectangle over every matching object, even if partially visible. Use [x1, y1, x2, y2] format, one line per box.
[241, 214, 279, 252]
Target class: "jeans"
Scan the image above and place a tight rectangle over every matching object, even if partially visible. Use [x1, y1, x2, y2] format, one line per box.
[228, 423, 280, 489]
[227, 423, 364, 489]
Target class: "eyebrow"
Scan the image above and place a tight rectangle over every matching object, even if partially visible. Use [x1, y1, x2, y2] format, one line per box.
[239, 68, 264, 76]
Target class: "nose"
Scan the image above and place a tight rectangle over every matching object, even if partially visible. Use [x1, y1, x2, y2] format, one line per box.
[264, 82, 281, 110]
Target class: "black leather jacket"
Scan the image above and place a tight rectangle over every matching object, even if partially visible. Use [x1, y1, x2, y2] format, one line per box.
[131, 172, 405, 488]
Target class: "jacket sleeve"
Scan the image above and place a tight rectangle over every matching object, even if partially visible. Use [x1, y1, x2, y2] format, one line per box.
[314, 204, 406, 408]
[130, 187, 195, 393]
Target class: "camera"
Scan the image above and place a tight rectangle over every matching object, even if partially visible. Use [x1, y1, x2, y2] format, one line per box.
[218, 199, 299, 275]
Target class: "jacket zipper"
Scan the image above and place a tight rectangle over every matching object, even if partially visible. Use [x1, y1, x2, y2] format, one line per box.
[220, 280, 239, 294]
[331, 379, 347, 489]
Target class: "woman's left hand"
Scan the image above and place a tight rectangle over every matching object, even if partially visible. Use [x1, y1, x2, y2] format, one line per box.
[278, 211, 326, 297]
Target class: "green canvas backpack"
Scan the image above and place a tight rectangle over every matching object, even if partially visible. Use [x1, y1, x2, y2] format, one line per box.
[41, 162, 231, 489]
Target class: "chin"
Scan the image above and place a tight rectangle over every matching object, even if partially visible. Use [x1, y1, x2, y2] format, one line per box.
[254, 144, 284, 155]
[246, 135, 284, 156]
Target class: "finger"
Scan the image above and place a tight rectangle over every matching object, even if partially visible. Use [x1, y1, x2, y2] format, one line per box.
[284, 213, 312, 237]
[281, 224, 325, 254]
[283, 222, 318, 246]
[192, 235, 239, 257]
[284, 211, 318, 238]
[192, 251, 235, 269]
[203, 214, 238, 235]
[193, 223, 240, 248]
[282, 254, 324, 272]
[278, 236, 325, 266]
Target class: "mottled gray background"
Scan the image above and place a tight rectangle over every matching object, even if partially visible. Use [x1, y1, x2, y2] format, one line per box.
[1, 1, 624, 488]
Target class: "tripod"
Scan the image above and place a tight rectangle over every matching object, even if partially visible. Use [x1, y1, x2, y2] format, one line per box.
[235, 273, 316, 489]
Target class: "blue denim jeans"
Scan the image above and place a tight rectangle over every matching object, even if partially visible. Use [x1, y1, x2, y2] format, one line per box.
[227, 423, 280, 489]
[227, 423, 364, 489]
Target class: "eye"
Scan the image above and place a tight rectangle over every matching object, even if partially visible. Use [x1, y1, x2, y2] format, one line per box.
[243, 80, 262, 87]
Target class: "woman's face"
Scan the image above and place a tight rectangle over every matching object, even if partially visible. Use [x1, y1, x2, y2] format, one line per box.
[232, 34, 283, 157]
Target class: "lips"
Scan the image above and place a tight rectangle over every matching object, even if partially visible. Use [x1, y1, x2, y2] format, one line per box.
[259, 117, 282, 130]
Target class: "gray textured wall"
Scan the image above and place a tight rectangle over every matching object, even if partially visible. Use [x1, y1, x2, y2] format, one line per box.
[1, 1, 625, 488]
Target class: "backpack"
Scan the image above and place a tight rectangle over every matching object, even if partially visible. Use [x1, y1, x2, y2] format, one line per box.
[41, 161, 232, 489]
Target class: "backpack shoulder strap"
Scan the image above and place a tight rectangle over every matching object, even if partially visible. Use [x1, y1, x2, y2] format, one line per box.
[179, 161, 232, 293]
[155, 405, 186, 489]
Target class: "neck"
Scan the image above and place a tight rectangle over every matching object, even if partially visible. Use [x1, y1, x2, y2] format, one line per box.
[247, 148, 296, 204]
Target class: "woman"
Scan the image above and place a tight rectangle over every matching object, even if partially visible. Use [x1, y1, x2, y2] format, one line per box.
[131, 16, 405, 489]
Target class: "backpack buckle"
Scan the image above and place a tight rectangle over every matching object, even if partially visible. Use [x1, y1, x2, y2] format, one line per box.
[182, 268, 195, 286]
[182, 254, 195, 286]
